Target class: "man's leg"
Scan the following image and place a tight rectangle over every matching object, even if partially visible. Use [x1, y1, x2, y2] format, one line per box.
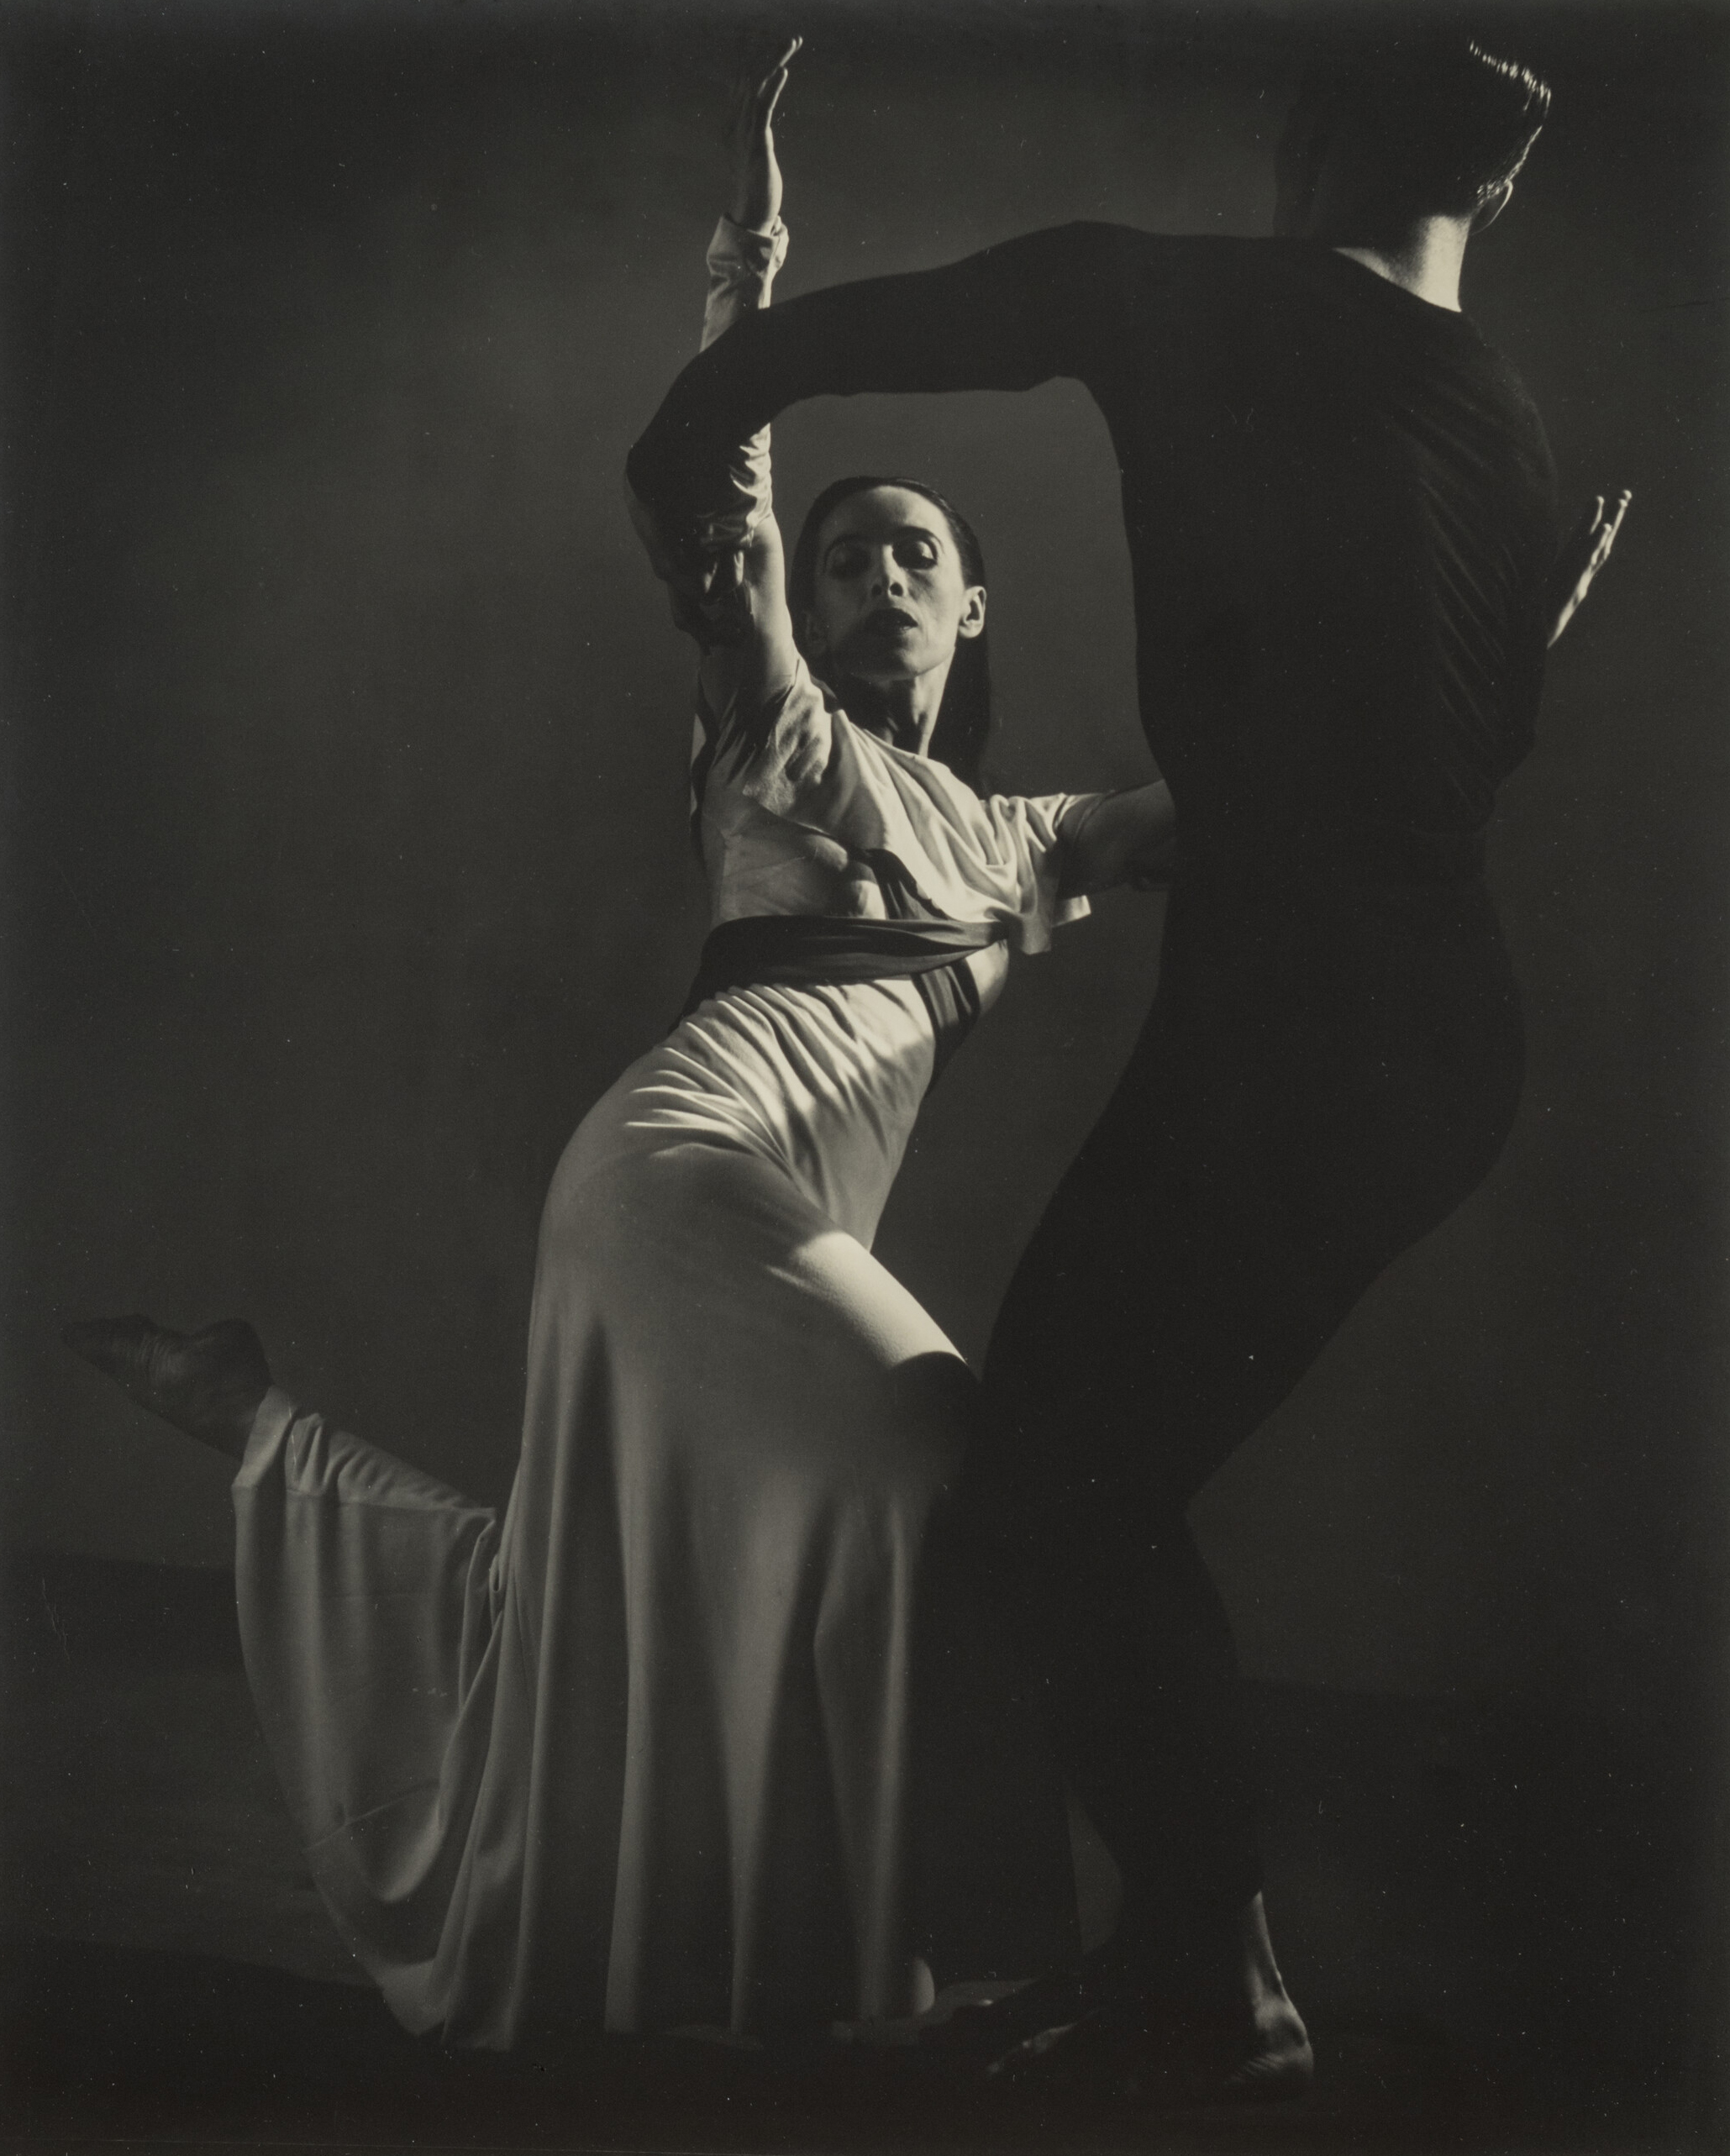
[970, 1102, 1357, 1980]
[961, 888, 1525, 2081]
[951, 1119, 1323, 2094]
[975, 1131, 1390, 1951]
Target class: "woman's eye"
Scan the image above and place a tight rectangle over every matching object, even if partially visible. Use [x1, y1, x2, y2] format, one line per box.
[827, 549, 867, 579]
[897, 541, 939, 568]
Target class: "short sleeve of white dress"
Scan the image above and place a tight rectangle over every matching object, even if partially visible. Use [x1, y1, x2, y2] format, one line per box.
[968, 787, 1101, 954]
[694, 650, 1106, 954]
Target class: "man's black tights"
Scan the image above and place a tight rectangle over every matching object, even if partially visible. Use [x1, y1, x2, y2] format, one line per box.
[961, 886, 1526, 1965]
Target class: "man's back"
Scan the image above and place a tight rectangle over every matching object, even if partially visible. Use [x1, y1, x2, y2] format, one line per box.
[1063, 225, 1559, 884]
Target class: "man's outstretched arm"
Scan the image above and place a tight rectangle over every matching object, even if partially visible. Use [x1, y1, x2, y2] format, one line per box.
[626, 220, 1123, 544]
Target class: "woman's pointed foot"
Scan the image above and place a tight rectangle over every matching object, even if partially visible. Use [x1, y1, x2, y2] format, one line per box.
[63, 1315, 271, 1459]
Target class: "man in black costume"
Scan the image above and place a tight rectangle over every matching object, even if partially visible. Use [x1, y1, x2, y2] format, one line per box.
[629, 37, 1626, 2096]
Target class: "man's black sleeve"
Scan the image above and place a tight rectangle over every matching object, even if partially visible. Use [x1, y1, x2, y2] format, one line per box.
[626, 220, 1128, 532]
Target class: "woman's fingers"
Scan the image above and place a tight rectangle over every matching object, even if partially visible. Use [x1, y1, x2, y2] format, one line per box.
[723, 34, 799, 228]
[728, 34, 798, 173]
[743, 34, 800, 117]
[758, 34, 802, 97]
[755, 41, 799, 127]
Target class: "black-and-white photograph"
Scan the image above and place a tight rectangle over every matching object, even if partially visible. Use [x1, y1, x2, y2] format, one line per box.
[3, 2, 1725, 2150]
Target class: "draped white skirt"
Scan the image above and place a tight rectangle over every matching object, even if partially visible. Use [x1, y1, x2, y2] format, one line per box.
[233, 1123, 1072, 2046]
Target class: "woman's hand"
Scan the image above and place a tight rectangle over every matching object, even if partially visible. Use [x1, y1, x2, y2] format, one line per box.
[728, 35, 801, 234]
[1549, 489, 1631, 648]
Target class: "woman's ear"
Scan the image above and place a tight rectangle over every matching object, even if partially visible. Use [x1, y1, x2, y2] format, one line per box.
[1472, 178, 1515, 233]
[955, 585, 988, 641]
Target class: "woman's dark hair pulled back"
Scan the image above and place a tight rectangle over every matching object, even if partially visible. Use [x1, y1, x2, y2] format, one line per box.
[787, 475, 993, 791]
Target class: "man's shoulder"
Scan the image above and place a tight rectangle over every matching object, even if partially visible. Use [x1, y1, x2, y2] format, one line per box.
[984, 223, 1277, 312]
[1027, 220, 1271, 264]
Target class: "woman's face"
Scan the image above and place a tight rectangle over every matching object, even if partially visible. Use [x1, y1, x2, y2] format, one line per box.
[804, 486, 986, 687]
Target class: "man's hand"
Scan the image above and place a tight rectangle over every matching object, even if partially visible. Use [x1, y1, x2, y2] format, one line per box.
[728, 34, 800, 234]
[1549, 490, 1632, 647]
[625, 488, 749, 648]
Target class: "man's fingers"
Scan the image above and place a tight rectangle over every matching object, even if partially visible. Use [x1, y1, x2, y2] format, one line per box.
[1560, 488, 1633, 581]
[627, 498, 728, 603]
[1545, 489, 1631, 645]
[1588, 493, 1631, 570]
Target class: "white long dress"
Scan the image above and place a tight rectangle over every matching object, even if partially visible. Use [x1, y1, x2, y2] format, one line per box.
[231, 219, 1107, 2047]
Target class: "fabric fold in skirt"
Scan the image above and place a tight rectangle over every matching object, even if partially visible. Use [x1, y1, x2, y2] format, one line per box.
[234, 1128, 1075, 2047]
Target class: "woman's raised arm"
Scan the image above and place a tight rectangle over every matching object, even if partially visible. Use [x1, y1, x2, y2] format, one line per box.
[624, 40, 803, 718]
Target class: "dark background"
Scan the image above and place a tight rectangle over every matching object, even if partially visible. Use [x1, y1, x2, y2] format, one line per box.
[2, 0, 1726, 2135]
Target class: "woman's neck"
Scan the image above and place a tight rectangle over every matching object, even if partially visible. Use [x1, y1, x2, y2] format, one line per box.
[837, 662, 952, 758]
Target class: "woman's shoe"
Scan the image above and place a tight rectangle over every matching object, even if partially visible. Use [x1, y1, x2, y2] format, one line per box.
[64, 1314, 271, 1460]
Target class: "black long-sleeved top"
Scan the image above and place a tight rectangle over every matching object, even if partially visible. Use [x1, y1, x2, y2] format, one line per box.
[628, 223, 1559, 891]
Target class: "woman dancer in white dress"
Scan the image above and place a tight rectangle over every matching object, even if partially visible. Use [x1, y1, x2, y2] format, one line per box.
[67, 44, 1179, 2048]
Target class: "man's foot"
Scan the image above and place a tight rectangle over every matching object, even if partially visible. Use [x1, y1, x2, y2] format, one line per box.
[64, 1315, 271, 1460]
[925, 1892, 1312, 2107]
[988, 1983, 1313, 2108]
